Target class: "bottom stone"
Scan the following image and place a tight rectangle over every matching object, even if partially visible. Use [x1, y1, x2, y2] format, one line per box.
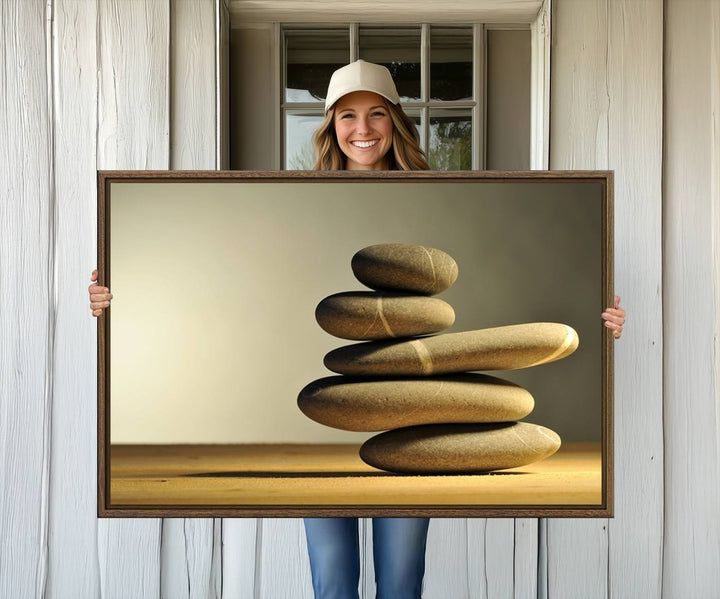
[359, 422, 561, 474]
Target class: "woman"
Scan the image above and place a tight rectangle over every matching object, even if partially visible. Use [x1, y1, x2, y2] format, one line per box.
[88, 60, 626, 599]
[302, 60, 433, 599]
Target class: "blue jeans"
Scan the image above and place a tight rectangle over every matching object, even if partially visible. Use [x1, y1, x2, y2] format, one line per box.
[303, 517, 430, 599]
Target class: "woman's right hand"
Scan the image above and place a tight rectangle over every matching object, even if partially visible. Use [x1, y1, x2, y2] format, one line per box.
[89, 269, 112, 317]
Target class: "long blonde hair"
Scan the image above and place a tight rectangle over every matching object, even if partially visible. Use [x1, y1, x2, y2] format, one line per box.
[312, 100, 430, 171]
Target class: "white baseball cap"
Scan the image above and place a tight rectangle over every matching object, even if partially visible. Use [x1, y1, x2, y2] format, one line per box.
[324, 60, 400, 112]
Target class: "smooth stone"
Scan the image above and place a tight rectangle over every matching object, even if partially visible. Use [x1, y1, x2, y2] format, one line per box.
[297, 374, 534, 431]
[351, 243, 459, 295]
[359, 422, 561, 474]
[315, 292, 455, 340]
[324, 323, 579, 376]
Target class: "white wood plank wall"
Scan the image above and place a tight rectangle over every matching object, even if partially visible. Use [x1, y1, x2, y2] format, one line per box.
[549, 2, 664, 598]
[95, 0, 168, 595]
[663, 0, 720, 596]
[47, 2, 100, 595]
[163, 2, 223, 599]
[1, 0, 718, 597]
[0, 1, 53, 598]
[549, 4, 613, 591]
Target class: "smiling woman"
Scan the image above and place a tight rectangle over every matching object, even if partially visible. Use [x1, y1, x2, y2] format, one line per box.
[311, 60, 430, 172]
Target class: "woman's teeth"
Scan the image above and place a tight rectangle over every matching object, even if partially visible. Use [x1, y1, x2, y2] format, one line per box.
[351, 140, 378, 148]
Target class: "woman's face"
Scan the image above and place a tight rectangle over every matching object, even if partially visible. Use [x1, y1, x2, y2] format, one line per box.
[333, 91, 394, 170]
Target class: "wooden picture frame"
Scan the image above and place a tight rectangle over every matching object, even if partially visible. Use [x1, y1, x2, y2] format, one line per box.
[97, 170, 613, 518]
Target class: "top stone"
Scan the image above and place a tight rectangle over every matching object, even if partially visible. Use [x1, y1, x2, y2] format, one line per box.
[351, 243, 459, 295]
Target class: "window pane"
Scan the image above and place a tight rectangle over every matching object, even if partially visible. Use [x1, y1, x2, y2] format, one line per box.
[286, 30, 349, 103]
[430, 27, 473, 101]
[429, 109, 472, 170]
[402, 108, 423, 148]
[359, 27, 421, 102]
[285, 112, 324, 169]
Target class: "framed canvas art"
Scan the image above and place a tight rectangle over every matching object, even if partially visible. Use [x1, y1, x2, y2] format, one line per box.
[97, 170, 613, 517]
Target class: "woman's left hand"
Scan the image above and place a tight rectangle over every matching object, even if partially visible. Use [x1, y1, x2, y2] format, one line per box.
[602, 295, 625, 339]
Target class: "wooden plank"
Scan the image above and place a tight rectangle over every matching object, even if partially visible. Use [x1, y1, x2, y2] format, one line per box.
[46, 0, 101, 596]
[257, 519, 314, 598]
[605, 1, 664, 597]
[222, 519, 258, 597]
[663, 0, 720, 595]
[484, 519, 515, 597]
[550, 0, 609, 170]
[96, 0, 169, 170]
[161, 520, 219, 599]
[98, 521, 161, 599]
[162, 1, 221, 597]
[547, 0, 610, 594]
[550, 0, 665, 596]
[409, 518, 514, 599]
[170, 0, 216, 170]
[513, 519, 538, 599]
[421, 519, 469, 599]
[468, 519, 516, 598]
[0, 1, 52, 597]
[547, 521, 607, 598]
[96, 0, 169, 595]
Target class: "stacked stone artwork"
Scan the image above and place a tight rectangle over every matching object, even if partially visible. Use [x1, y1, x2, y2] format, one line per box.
[298, 243, 579, 474]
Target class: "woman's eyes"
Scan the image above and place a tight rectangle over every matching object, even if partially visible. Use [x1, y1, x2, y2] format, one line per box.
[339, 111, 387, 119]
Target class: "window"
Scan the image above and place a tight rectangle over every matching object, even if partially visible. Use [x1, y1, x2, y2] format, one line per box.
[229, 23, 531, 171]
[283, 25, 478, 170]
